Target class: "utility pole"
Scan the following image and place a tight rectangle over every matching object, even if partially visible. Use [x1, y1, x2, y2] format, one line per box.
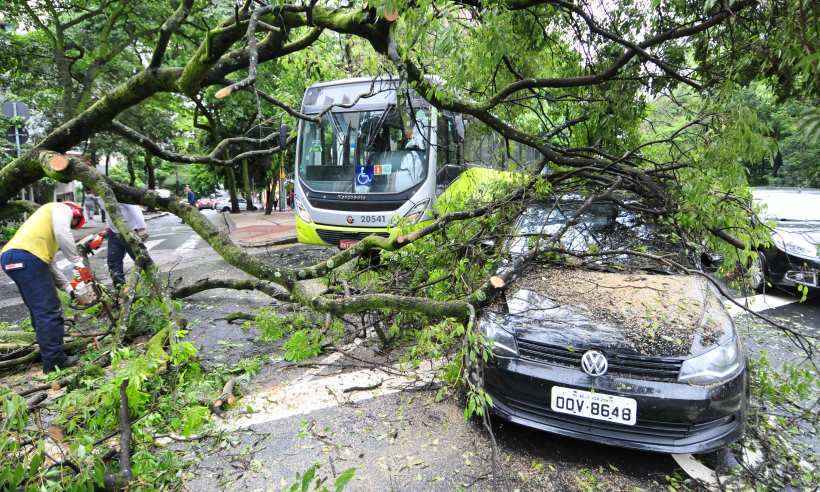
[3, 101, 31, 202]
[278, 156, 287, 211]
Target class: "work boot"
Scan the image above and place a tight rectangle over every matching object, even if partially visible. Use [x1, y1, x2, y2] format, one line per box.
[45, 355, 80, 373]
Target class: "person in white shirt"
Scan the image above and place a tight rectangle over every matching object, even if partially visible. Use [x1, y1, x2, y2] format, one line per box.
[100, 203, 148, 287]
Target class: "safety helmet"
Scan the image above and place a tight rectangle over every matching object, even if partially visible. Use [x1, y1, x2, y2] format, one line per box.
[63, 201, 86, 229]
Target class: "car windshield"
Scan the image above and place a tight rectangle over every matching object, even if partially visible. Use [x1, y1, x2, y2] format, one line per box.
[753, 189, 820, 221]
[298, 107, 430, 194]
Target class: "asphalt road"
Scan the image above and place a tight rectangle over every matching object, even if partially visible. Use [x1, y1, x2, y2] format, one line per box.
[1, 212, 817, 490]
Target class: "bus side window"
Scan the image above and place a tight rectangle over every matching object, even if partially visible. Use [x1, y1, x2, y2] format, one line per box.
[437, 114, 465, 187]
[436, 114, 450, 167]
[448, 117, 461, 166]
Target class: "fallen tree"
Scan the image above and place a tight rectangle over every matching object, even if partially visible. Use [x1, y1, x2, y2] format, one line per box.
[1, 0, 817, 489]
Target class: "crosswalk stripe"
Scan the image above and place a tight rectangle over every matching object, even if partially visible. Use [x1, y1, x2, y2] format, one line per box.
[145, 239, 165, 251]
[177, 236, 200, 250]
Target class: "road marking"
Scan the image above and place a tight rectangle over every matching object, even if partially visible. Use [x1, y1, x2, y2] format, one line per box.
[220, 359, 438, 431]
[0, 297, 24, 309]
[725, 293, 798, 317]
[177, 236, 200, 250]
[145, 239, 164, 251]
[672, 454, 721, 488]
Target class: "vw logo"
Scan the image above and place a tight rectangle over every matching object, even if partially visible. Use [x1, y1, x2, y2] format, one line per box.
[581, 350, 608, 377]
[346, 216, 354, 224]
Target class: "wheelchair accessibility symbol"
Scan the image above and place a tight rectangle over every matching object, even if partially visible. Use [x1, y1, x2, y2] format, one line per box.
[356, 168, 372, 185]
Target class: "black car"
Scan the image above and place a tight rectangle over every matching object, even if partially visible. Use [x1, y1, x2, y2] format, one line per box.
[478, 201, 748, 454]
[750, 187, 820, 294]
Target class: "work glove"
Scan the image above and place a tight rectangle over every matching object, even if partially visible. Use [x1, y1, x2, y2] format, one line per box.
[88, 231, 106, 250]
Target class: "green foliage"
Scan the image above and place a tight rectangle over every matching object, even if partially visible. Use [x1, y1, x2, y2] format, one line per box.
[286, 463, 356, 492]
[284, 329, 324, 362]
[0, 224, 19, 243]
[738, 353, 819, 489]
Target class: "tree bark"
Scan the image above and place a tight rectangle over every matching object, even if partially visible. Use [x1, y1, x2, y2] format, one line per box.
[144, 152, 156, 212]
[226, 166, 240, 213]
[144, 152, 156, 190]
[241, 159, 256, 211]
[126, 155, 136, 186]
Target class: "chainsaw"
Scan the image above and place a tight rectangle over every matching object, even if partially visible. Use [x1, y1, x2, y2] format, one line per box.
[70, 230, 108, 308]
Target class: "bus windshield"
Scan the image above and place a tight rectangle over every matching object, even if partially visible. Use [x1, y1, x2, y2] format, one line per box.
[299, 107, 430, 194]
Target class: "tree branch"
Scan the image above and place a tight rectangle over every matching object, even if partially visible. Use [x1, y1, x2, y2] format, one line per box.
[149, 0, 195, 69]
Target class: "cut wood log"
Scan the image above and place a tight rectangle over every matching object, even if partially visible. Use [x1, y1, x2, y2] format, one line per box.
[48, 153, 70, 171]
[211, 376, 237, 412]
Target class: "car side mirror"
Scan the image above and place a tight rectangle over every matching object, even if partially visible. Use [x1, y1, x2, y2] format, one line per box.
[279, 124, 290, 148]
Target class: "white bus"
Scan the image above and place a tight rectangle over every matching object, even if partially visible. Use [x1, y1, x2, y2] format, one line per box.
[293, 77, 538, 248]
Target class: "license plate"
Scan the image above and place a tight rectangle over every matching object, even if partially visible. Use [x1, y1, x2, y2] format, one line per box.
[550, 386, 637, 426]
[339, 239, 358, 249]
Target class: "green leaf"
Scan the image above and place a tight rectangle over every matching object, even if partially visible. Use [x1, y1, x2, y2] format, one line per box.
[334, 468, 356, 492]
[301, 464, 318, 492]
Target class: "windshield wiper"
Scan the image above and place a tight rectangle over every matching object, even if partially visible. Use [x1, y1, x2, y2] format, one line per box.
[364, 105, 393, 151]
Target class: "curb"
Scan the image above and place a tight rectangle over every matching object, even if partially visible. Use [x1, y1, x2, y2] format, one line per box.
[237, 235, 298, 248]
[144, 212, 169, 221]
[222, 211, 236, 232]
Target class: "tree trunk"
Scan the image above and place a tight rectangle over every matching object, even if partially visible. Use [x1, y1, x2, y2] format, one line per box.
[104, 153, 110, 176]
[126, 155, 136, 186]
[241, 159, 256, 211]
[144, 152, 156, 212]
[145, 152, 156, 190]
[772, 149, 783, 177]
[226, 166, 240, 213]
[264, 181, 274, 215]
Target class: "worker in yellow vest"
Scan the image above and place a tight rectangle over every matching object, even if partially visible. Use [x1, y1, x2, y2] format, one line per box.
[1, 202, 94, 372]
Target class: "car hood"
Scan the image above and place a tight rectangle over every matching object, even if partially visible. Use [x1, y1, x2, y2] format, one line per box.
[772, 221, 820, 244]
[482, 268, 734, 358]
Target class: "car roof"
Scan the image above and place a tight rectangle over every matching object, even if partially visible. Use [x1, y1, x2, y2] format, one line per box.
[752, 186, 820, 196]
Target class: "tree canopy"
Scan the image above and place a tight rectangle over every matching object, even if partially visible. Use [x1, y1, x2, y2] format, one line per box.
[0, 0, 817, 488]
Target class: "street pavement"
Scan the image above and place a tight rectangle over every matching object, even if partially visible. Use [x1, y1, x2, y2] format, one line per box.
[1, 212, 817, 490]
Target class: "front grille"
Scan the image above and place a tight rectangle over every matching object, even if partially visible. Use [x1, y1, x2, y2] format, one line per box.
[517, 339, 683, 382]
[308, 197, 405, 212]
[316, 229, 388, 246]
[499, 394, 732, 440]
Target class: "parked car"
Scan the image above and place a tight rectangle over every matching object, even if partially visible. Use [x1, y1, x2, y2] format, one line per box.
[215, 197, 246, 212]
[196, 196, 215, 210]
[477, 200, 748, 454]
[749, 187, 820, 294]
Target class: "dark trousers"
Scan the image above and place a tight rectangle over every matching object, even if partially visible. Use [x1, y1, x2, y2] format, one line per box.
[107, 232, 135, 287]
[1, 249, 67, 372]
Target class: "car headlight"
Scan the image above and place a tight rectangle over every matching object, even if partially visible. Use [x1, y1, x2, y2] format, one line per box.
[679, 337, 741, 385]
[480, 315, 518, 357]
[295, 199, 312, 223]
[772, 231, 818, 260]
[403, 199, 430, 224]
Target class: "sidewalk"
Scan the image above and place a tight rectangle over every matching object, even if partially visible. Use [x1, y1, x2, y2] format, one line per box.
[224, 210, 297, 247]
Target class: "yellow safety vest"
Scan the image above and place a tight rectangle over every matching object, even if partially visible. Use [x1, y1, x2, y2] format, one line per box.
[2, 203, 61, 264]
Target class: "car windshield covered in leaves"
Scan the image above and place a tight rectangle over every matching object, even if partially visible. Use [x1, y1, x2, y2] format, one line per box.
[478, 199, 748, 453]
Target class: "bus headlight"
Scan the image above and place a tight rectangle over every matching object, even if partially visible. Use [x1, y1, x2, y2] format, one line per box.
[678, 337, 741, 385]
[403, 199, 430, 224]
[295, 199, 312, 223]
